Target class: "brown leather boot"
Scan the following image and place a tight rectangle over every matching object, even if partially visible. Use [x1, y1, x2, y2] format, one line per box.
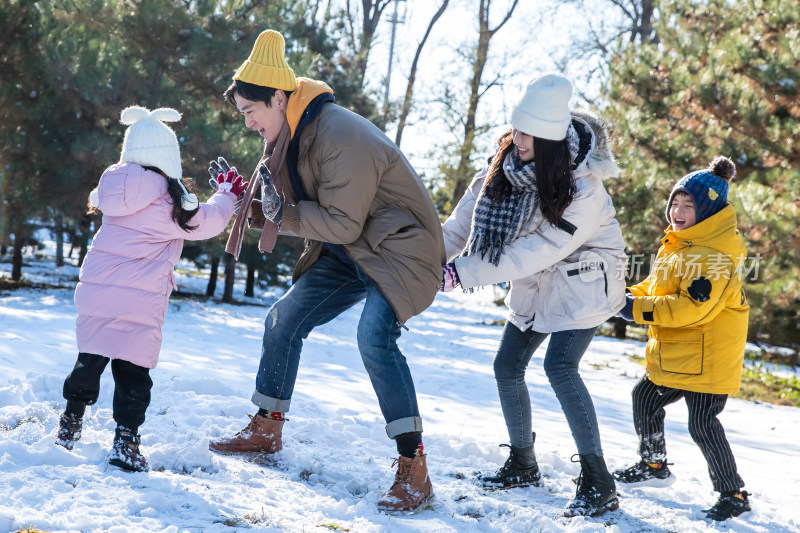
[377, 455, 435, 514]
[208, 414, 283, 454]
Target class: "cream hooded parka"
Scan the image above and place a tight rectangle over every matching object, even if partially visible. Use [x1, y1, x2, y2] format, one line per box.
[442, 110, 627, 333]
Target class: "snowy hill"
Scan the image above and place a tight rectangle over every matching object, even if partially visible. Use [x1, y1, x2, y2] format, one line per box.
[1, 250, 799, 533]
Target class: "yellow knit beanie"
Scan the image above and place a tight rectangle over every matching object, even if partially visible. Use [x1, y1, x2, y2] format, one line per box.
[233, 29, 297, 90]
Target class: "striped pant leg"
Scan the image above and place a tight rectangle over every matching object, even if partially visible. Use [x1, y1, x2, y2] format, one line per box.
[684, 391, 744, 493]
[631, 377, 684, 462]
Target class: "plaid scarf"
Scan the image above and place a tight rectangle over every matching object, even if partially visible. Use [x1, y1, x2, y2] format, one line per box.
[463, 149, 544, 266]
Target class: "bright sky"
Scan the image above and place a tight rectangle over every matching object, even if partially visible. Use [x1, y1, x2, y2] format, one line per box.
[362, 0, 599, 174]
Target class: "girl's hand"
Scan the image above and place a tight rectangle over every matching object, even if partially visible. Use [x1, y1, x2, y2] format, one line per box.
[216, 169, 249, 197]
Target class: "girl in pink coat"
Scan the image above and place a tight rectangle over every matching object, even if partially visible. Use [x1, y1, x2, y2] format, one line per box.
[55, 106, 247, 472]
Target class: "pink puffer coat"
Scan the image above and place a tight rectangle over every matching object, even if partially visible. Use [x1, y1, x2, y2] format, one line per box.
[74, 163, 235, 368]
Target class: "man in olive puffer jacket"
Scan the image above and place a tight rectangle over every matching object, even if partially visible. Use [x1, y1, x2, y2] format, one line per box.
[208, 29, 444, 515]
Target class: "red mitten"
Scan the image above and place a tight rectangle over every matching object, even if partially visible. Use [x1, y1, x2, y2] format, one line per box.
[217, 169, 248, 197]
[230, 174, 248, 197]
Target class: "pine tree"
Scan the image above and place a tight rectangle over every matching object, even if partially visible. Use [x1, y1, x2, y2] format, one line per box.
[604, 0, 800, 345]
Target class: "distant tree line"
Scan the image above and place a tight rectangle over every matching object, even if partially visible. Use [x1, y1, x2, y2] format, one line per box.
[1, 0, 798, 348]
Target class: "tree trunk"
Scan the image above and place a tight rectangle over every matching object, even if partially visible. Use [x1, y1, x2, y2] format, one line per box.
[351, 0, 393, 89]
[0, 165, 7, 258]
[450, 0, 519, 207]
[206, 255, 220, 297]
[78, 214, 92, 268]
[395, 0, 449, 148]
[11, 214, 24, 281]
[639, 0, 657, 44]
[55, 213, 64, 267]
[612, 316, 628, 339]
[245, 263, 255, 297]
[222, 254, 236, 303]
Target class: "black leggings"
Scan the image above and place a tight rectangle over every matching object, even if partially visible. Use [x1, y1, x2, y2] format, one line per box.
[62, 352, 152, 431]
[631, 376, 744, 493]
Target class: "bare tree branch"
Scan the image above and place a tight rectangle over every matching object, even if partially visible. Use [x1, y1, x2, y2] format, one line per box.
[395, 0, 450, 147]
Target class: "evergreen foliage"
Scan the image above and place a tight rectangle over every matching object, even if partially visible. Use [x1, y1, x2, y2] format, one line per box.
[0, 0, 377, 296]
[604, 0, 800, 344]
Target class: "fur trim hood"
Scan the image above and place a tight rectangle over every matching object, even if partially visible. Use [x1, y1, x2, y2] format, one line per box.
[571, 109, 621, 181]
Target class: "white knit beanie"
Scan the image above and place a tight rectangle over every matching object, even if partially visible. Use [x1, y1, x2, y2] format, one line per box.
[119, 106, 198, 210]
[509, 73, 573, 141]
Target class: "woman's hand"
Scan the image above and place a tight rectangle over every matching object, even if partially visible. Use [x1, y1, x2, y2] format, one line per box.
[440, 262, 460, 292]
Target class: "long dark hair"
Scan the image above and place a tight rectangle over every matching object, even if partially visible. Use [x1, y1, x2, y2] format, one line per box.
[144, 166, 198, 231]
[87, 166, 199, 231]
[483, 128, 576, 225]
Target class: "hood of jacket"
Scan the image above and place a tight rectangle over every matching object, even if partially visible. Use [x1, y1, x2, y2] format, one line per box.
[94, 163, 168, 217]
[570, 109, 621, 182]
[287, 78, 334, 139]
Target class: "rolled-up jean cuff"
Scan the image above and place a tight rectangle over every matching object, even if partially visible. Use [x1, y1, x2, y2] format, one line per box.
[251, 390, 291, 412]
[385, 416, 423, 439]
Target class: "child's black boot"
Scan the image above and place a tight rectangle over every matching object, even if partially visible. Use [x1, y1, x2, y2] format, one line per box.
[613, 459, 674, 486]
[108, 426, 150, 472]
[703, 490, 751, 521]
[55, 412, 83, 450]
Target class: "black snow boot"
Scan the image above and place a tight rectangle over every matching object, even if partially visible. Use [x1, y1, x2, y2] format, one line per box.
[55, 412, 82, 450]
[564, 454, 619, 517]
[613, 460, 674, 486]
[703, 490, 751, 521]
[108, 426, 150, 472]
[479, 433, 542, 489]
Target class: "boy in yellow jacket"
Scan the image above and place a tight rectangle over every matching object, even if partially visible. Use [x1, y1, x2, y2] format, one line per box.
[615, 156, 751, 521]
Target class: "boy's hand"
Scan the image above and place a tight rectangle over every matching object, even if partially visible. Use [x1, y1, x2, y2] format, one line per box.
[618, 293, 635, 322]
[259, 164, 282, 224]
[440, 262, 460, 292]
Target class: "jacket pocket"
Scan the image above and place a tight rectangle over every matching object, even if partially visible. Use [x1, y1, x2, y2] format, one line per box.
[547, 259, 610, 321]
[363, 206, 420, 252]
[656, 328, 704, 375]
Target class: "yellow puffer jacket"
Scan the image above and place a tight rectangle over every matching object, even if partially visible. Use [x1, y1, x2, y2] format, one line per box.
[628, 205, 749, 394]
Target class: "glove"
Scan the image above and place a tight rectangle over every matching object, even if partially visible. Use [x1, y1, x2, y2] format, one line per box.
[618, 293, 635, 322]
[216, 169, 249, 197]
[440, 262, 460, 292]
[207, 156, 237, 191]
[258, 163, 282, 224]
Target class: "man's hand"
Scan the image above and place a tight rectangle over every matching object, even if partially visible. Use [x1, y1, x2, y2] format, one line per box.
[258, 164, 282, 224]
[207, 157, 237, 191]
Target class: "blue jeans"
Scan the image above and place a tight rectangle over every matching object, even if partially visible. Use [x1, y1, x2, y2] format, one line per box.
[494, 322, 604, 456]
[252, 254, 423, 439]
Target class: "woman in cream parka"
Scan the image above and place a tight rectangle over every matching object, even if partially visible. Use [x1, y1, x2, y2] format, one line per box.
[440, 73, 627, 518]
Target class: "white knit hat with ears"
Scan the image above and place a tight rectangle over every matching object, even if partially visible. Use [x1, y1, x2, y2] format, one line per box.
[119, 106, 198, 210]
[509, 72, 573, 141]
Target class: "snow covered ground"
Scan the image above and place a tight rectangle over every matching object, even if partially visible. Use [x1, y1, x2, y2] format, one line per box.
[1, 243, 799, 533]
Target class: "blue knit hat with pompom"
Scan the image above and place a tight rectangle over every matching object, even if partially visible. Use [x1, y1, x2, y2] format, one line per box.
[666, 156, 736, 225]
